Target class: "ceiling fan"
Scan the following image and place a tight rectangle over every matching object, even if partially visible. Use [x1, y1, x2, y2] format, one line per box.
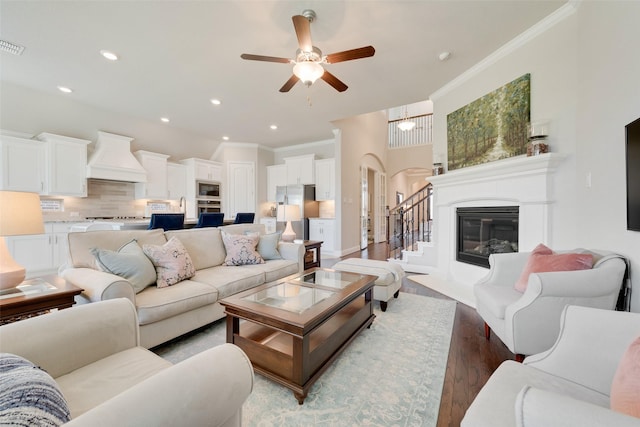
[240, 9, 375, 93]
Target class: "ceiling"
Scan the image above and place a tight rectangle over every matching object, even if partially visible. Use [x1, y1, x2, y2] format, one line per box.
[0, 1, 566, 149]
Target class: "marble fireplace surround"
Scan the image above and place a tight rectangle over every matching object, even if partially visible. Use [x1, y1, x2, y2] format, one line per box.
[427, 153, 566, 298]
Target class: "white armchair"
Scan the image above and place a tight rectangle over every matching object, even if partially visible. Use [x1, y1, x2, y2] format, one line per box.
[474, 249, 627, 359]
[462, 305, 640, 427]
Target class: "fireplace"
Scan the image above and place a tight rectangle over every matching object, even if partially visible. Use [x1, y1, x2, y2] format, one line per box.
[456, 206, 519, 268]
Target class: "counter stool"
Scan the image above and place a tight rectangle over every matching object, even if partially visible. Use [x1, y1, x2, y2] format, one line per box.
[332, 259, 404, 312]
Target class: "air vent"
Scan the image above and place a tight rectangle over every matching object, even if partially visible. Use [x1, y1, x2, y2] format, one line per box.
[0, 40, 25, 56]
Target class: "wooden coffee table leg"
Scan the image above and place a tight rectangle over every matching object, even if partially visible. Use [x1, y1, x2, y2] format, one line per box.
[294, 391, 307, 405]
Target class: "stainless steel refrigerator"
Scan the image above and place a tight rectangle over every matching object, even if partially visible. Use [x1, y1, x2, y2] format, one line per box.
[275, 185, 319, 240]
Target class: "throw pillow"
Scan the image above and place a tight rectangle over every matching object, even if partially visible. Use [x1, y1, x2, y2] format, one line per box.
[514, 243, 593, 292]
[611, 335, 640, 418]
[222, 231, 264, 266]
[0, 353, 71, 426]
[143, 237, 196, 288]
[91, 239, 157, 293]
[245, 231, 283, 260]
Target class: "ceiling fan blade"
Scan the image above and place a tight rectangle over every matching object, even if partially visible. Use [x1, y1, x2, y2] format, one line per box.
[240, 53, 291, 64]
[325, 46, 376, 64]
[279, 75, 300, 93]
[292, 15, 313, 51]
[321, 70, 348, 92]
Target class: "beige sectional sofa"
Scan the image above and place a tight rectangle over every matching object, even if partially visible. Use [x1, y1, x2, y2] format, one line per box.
[60, 223, 304, 348]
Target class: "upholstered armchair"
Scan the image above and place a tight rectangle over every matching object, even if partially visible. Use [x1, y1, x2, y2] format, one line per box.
[474, 248, 627, 360]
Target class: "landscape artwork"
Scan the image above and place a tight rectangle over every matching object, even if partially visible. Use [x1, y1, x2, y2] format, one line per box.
[447, 73, 530, 171]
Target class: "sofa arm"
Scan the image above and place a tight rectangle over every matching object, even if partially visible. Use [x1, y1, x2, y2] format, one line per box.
[64, 344, 254, 427]
[61, 267, 136, 303]
[524, 305, 640, 395]
[515, 386, 640, 427]
[278, 241, 305, 272]
[476, 252, 531, 287]
[0, 299, 139, 378]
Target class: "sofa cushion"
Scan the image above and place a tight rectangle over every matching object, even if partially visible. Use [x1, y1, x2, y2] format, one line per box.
[55, 347, 171, 418]
[221, 231, 264, 266]
[611, 335, 640, 418]
[91, 239, 157, 293]
[474, 283, 522, 320]
[192, 266, 265, 299]
[143, 237, 196, 288]
[0, 353, 71, 426]
[241, 260, 300, 283]
[165, 228, 226, 269]
[515, 244, 593, 292]
[135, 280, 220, 325]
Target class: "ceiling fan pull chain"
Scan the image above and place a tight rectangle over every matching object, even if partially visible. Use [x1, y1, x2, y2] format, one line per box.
[307, 94, 312, 107]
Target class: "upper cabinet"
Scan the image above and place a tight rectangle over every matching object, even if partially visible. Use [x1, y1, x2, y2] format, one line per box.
[167, 162, 187, 201]
[134, 150, 170, 200]
[284, 154, 315, 185]
[36, 133, 91, 197]
[266, 164, 286, 202]
[0, 135, 45, 193]
[181, 158, 222, 182]
[315, 158, 335, 201]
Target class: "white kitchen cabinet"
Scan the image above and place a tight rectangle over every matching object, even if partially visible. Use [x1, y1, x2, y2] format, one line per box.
[167, 162, 187, 200]
[284, 154, 315, 185]
[309, 218, 335, 253]
[0, 135, 45, 193]
[266, 164, 286, 202]
[260, 217, 277, 234]
[227, 161, 255, 220]
[36, 133, 91, 197]
[134, 150, 170, 200]
[314, 158, 335, 200]
[181, 158, 223, 182]
[6, 222, 75, 278]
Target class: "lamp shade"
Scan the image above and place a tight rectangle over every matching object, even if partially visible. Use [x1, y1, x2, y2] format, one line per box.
[276, 204, 301, 222]
[0, 191, 45, 236]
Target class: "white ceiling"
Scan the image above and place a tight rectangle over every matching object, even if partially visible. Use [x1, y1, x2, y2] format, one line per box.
[0, 0, 566, 149]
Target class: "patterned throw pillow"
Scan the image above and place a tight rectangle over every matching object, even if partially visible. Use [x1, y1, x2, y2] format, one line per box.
[91, 239, 157, 293]
[222, 231, 265, 266]
[143, 237, 196, 288]
[0, 353, 70, 426]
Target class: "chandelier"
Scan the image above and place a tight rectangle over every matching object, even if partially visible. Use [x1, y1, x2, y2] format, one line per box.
[397, 106, 416, 131]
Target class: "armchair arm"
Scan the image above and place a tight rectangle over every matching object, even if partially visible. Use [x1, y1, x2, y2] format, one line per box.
[515, 386, 640, 427]
[61, 267, 136, 303]
[64, 344, 254, 427]
[278, 241, 305, 273]
[0, 299, 139, 378]
[524, 305, 640, 395]
[476, 252, 531, 288]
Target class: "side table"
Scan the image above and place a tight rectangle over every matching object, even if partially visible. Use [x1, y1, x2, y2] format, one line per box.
[0, 275, 83, 324]
[302, 240, 323, 270]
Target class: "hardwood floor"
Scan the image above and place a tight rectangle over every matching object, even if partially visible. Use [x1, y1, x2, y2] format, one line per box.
[328, 242, 514, 427]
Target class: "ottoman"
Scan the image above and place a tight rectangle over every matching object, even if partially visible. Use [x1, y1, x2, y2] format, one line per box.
[332, 259, 404, 311]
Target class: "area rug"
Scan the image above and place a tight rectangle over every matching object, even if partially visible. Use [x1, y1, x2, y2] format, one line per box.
[152, 293, 456, 427]
[407, 274, 476, 308]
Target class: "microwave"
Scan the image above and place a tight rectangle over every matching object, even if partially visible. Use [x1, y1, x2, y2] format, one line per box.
[197, 181, 221, 199]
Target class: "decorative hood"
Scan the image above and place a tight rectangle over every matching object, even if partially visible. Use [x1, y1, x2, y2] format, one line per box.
[86, 131, 147, 183]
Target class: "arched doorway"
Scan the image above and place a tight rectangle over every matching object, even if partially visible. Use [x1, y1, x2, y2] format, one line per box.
[360, 154, 386, 250]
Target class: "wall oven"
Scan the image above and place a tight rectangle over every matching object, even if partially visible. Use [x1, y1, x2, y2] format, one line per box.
[196, 181, 221, 199]
[197, 199, 222, 214]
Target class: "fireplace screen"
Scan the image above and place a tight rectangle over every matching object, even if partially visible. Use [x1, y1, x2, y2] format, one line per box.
[457, 206, 519, 268]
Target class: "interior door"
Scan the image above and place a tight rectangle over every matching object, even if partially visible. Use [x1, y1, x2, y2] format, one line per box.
[360, 166, 368, 250]
[227, 161, 255, 219]
[375, 172, 387, 243]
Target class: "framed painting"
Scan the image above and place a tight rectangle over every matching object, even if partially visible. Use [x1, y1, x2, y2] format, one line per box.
[447, 73, 530, 171]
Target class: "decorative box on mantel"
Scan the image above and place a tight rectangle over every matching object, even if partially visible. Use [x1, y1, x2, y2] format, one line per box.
[428, 152, 566, 287]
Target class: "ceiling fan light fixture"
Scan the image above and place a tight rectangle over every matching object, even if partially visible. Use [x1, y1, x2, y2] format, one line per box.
[293, 61, 324, 86]
[398, 120, 416, 131]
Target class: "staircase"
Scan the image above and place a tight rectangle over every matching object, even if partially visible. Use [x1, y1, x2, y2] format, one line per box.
[386, 184, 437, 273]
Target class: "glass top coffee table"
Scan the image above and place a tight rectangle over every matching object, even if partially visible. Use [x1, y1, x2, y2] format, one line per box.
[220, 268, 377, 404]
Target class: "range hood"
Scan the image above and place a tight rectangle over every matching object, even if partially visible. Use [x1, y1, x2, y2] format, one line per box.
[86, 131, 147, 183]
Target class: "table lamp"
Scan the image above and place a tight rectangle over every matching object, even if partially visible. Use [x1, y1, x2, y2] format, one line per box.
[0, 191, 45, 290]
[277, 204, 301, 242]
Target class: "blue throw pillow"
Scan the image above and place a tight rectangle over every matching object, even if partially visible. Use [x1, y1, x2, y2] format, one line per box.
[245, 231, 283, 260]
[0, 353, 71, 425]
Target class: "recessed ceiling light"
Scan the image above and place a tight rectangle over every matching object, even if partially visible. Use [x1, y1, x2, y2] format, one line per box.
[270, 125, 278, 130]
[100, 50, 118, 61]
[211, 99, 221, 105]
[161, 117, 170, 123]
[222, 136, 229, 141]
[57, 86, 73, 93]
[438, 51, 451, 61]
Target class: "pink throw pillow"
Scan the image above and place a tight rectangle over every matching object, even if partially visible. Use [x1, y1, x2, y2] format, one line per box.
[514, 243, 593, 292]
[143, 237, 196, 288]
[611, 335, 640, 418]
[221, 231, 264, 266]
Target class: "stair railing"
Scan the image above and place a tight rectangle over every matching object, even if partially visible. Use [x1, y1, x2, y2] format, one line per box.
[386, 183, 433, 259]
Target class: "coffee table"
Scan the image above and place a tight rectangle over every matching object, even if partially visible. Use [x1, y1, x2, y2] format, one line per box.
[220, 268, 377, 404]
